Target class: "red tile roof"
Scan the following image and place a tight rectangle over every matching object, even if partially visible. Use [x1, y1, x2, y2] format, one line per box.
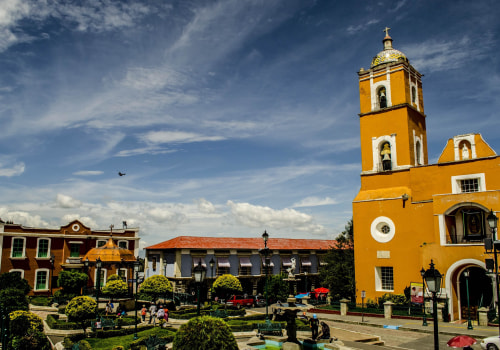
[145, 236, 337, 251]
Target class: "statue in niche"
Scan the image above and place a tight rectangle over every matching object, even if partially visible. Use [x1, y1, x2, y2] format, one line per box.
[381, 143, 392, 170]
[379, 88, 387, 108]
[462, 143, 470, 160]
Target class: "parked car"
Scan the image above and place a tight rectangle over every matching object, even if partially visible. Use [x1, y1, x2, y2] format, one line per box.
[226, 295, 254, 309]
[481, 336, 500, 350]
[252, 295, 266, 307]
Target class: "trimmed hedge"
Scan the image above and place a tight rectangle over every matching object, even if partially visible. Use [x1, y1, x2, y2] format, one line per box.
[130, 332, 176, 350]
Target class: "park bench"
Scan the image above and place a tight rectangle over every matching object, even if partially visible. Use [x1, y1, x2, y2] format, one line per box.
[210, 309, 228, 318]
[254, 319, 283, 336]
[145, 334, 168, 350]
[90, 317, 116, 331]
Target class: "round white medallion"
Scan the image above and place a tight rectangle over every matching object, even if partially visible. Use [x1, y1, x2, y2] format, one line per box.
[72, 224, 80, 232]
[370, 216, 395, 243]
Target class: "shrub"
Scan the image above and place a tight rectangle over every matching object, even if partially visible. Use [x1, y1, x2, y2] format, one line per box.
[139, 275, 173, 303]
[378, 293, 407, 306]
[173, 316, 238, 350]
[9, 311, 50, 350]
[58, 270, 88, 295]
[66, 296, 97, 334]
[102, 279, 128, 299]
[0, 272, 31, 295]
[0, 288, 29, 313]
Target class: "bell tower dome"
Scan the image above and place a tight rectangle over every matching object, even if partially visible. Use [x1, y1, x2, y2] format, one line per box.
[358, 28, 427, 174]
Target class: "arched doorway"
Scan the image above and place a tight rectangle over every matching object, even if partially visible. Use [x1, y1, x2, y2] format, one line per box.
[458, 266, 492, 322]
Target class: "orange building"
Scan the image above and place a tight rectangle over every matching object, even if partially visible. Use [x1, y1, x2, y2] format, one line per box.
[0, 219, 140, 295]
[352, 30, 500, 321]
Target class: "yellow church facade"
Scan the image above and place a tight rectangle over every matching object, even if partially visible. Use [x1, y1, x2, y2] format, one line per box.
[352, 30, 500, 321]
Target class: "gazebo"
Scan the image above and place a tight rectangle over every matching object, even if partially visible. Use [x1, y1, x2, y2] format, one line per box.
[83, 237, 137, 292]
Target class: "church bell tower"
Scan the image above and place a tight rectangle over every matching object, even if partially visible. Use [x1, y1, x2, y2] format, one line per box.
[358, 28, 427, 174]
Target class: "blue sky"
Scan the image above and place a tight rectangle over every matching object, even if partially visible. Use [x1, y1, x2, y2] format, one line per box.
[0, 0, 499, 249]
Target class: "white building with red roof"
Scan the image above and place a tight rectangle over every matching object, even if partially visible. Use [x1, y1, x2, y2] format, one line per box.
[144, 235, 336, 297]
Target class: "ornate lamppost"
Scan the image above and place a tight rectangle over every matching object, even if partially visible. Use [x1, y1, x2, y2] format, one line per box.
[463, 269, 473, 330]
[420, 267, 428, 326]
[487, 209, 500, 337]
[422, 260, 442, 350]
[209, 258, 215, 307]
[133, 257, 141, 340]
[49, 254, 55, 296]
[260, 230, 270, 320]
[193, 261, 206, 316]
[95, 257, 102, 322]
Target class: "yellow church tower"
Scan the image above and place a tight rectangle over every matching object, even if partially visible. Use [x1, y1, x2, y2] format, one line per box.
[353, 28, 500, 322]
[358, 27, 427, 174]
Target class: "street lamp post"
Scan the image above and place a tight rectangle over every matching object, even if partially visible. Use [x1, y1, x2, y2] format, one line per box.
[209, 258, 215, 308]
[463, 269, 473, 330]
[133, 257, 141, 340]
[420, 267, 428, 326]
[95, 257, 102, 322]
[260, 230, 270, 320]
[422, 260, 442, 350]
[49, 254, 55, 297]
[193, 261, 206, 316]
[487, 209, 500, 337]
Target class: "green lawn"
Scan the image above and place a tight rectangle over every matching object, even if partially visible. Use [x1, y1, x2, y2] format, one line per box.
[85, 327, 175, 350]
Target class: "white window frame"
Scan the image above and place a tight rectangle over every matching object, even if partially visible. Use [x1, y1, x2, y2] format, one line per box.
[9, 269, 24, 278]
[372, 135, 398, 172]
[371, 75, 392, 111]
[118, 268, 128, 282]
[36, 237, 51, 259]
[117, 240, 128, 249]
[34, 268, 50, 291]
[11, 237, 26, 258]
[375, 266, 394, 292]
[95, 268, 108, 287]
[451, 173, 486, 194]
[370, 216, 396, 243]
[96, 240, 107, 248]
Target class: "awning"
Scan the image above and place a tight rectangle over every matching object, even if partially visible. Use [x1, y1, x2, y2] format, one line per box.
[282, 257, 292, 266]
[218, 257, 230, 268]
[192, 257, 206, 267]
[240, 257, 252, 267]
[301, 257, 311, 266]
[261, 257, 274, 267]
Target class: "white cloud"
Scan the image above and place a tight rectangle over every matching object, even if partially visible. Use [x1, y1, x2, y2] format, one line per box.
[0, 207, 49, 227]
[141, 131, 226, 145]
[0, 161, 25, 177]
[55, 194, 82, 209]
[197, 198, 216, 214]
[61, 214, 97, 228]
[73, 170, 103, 176]
[226, 200, 326, 234]
[293, 197, 337, 208]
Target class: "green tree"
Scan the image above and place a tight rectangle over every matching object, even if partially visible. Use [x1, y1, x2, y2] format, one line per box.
[9, 310, 51, 350]
[139, 275, 172, 303]
[65, 296, 97, 334]
[0, 272, 31, 295]
[320, 219, 355, 301]
[172, 316, 238, 350]
[213, 274, 242, 307]
[266, 273, 289, 304]
[0, 288, 29, 313]
[57, 270, 88, 296]
[102, 275, 128, 299]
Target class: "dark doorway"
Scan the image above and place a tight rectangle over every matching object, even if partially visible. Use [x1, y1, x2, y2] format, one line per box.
[459, 267, 492, 320]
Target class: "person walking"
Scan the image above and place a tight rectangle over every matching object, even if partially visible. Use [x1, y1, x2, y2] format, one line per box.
[149, 303, 157, 324]
[156, 305, 165, 326]
[308, 314, 319, 340]
[141, 304, 147, 322]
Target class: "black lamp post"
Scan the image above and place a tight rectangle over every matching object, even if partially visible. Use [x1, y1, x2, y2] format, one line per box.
[95, 257, 102, 321]
[260, 230, 270, 320]
[193, 261, 206, 316]
[487, 209, 500, 337]
[420, 267, 428, 326]
[133, 257, 140, 340]
[209, 258, 215, 307]
[49, 254, 55, 297]
[463, 269, 473, 330]
[423, 260, 442, 350]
